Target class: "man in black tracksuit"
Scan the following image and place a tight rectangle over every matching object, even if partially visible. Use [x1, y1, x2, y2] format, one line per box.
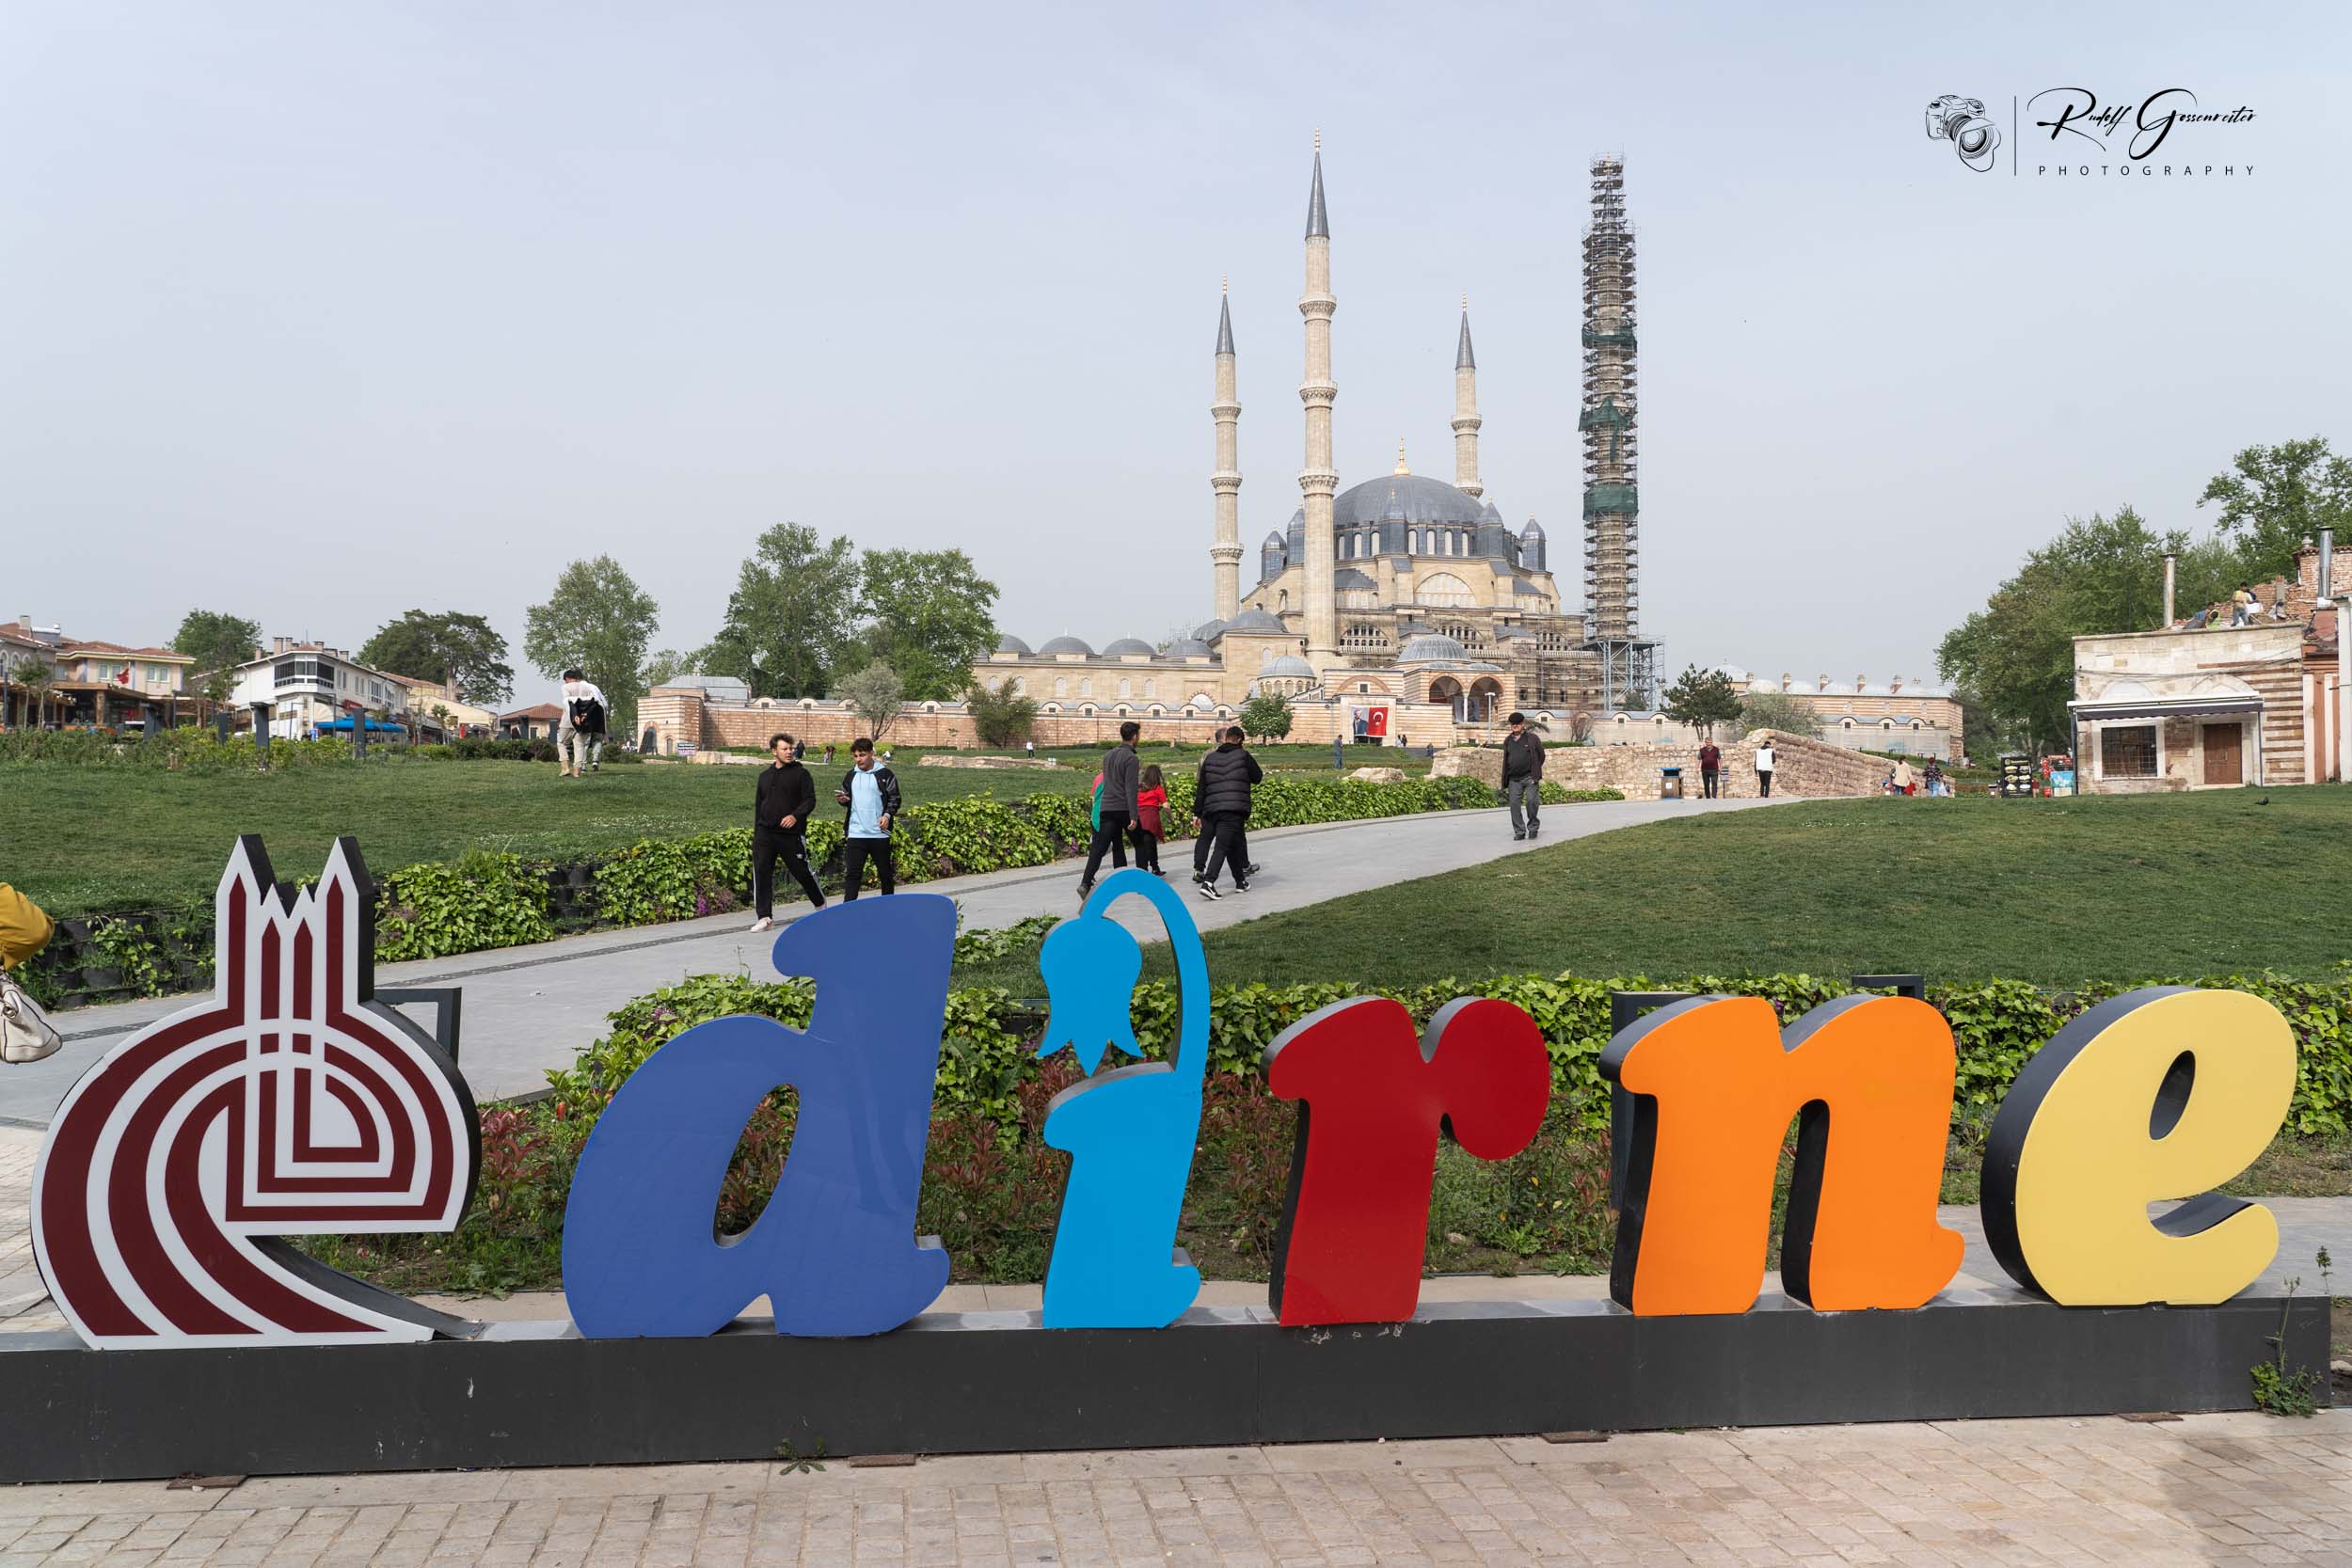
[1077, 721, 1142, 900]
[749, 733, 824, 930]
[1193, 725, 1262, 900]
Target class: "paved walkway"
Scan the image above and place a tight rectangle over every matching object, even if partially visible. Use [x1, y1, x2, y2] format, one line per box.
[2, 1411, 2347, 1565]
[0, 796, 1781, 1125]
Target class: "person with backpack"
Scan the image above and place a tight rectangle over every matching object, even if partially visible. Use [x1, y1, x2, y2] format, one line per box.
[1193, 725, 1262, 900]
[0, 881, 61, 1064]
[834, 737, 901, 898]
[748, 732, 825, 933]
[558, 668, 608, 777]
[1756, 738, 1777, 798]
[1078, 721, 1142, 901]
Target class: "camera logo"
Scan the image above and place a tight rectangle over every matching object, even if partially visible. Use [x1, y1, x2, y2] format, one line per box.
[1926, 94, 2001, 172]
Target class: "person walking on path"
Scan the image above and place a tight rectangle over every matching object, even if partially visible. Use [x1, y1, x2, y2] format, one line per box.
[1134, 763, 1168, 876]
[1078, 722, 1142, 900]
[1501, 711, 1545, 841]
[1698, 737, 1723, 799]
[1194, 725, 1262, 900]
[1756, 738, 1777, 799]
[834, 736, 900, 899]
[748, 732, 825, 933]
[557, 669, 608, 778]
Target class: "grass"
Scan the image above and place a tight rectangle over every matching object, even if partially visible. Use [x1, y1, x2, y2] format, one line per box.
[0, 755, 1089, 917]
[964, 786, 2352, 991]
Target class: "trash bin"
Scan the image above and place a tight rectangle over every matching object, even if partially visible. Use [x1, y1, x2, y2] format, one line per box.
[1661, 766, 1683, 800]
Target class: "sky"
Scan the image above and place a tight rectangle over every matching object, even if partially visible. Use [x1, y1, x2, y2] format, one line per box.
[5, 1, 2347, 705]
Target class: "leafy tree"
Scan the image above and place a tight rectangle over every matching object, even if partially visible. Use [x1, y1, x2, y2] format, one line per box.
[966, 673, 1038, 747]
[2199, 436, 2352, 582]
[1935, 507, 2245, 752]
[1660, 664, 1744, 736]
[8, 657, 55, 728]
[1736, 690, 1820, 738]
[171, 610, 261, 705]
[836, 660, 906, 744]
[358, 610, 515, 705]
[708, 524, 863, 699]
[856, 547, 999, 701]
[522, 556, 661, 736]
[1239, 692, 1295, 741]
[641, 648, 696, 690]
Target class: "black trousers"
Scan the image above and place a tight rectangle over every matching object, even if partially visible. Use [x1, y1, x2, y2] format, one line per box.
[1193, 816, 1248, 877]
[842, 836, 896, 898]
[1757, 771, 1773, 798]
[1200, 811, 1248, 886]
[1701, 768, 1720, 799]
[1080, 809, 1132, 886]
[752, 828, 823, 916]
[1132, 821, 1161, 872]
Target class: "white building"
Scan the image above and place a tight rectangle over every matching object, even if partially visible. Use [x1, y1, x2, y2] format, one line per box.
[229, 639, 413, 738]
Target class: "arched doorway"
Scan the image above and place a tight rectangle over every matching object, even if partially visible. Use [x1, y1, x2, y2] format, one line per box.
[1428, 674, 1465, 721]
[1468, 676, 1504, 723]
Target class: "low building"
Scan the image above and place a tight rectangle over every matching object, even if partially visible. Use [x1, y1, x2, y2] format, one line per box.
[2071, 537, 2350, 792]
[498, 704, 564, 740]
[228, 639, 413, 738]
[385, 674, 499, 740]
[1720, 668, 1963, 759]
[0, 619, 199, 729]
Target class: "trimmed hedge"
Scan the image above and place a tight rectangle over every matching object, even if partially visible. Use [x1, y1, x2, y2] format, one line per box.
[17, 777, 1619, 1008]
[302, 960, 2351, 1295]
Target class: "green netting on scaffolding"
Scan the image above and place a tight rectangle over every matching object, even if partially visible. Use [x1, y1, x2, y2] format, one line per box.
[1582, 484, 1640, 517]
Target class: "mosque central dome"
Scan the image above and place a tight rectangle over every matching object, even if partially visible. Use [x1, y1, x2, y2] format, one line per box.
[1331, 472, 1486, 528]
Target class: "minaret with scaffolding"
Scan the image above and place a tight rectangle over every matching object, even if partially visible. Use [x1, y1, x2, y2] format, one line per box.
[1579, 155, 1657, 710]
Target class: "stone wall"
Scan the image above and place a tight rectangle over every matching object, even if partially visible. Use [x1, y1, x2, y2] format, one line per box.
[1432, 729, 1897, 800]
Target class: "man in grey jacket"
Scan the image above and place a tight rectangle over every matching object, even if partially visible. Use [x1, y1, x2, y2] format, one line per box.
[1077, 721, 1143, 900]
[1501, 711, 1545, 840]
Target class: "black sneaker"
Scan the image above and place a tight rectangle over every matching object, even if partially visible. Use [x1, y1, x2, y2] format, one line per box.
[1196, 881, 1221, 901]
[1231, 879, 1250, 894]
[1077, 881, 1095, 904]
[1529, 823, 1539, 836]
[1247, 863, 1263, 876]
[1513, 831, 1526, 841]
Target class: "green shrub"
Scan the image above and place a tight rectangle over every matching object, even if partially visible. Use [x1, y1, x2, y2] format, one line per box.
[374, 852, 554, 962]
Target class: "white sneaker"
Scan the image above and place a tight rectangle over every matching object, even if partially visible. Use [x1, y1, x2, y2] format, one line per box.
[747, 916, 774, 933]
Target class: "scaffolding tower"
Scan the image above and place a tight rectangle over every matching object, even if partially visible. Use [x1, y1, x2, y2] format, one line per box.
[1580, 155, 1657, 711]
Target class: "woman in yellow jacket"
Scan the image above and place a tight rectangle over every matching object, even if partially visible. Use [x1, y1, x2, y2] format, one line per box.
[0, 883, 60, 1063]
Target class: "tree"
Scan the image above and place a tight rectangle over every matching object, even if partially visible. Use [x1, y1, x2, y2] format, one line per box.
[837, 660, 906, 743]
[1933, 506, 2243, 752]
[171, 610, 262, 705]
[1660, 664, 1744, 736]
[1239, 691, 1295, 741]
[641, 647, 696, 690]
[857, 547, 999, 701]
[522, 556, 661, 736]
[8, 657, 54, 728]
[966, 674, 1038, 747]
[1736, 690, 1820, 738]
[358, 610, 515, 705]
[707, 524, 863, 699]
[2198, 437, 2352, 582]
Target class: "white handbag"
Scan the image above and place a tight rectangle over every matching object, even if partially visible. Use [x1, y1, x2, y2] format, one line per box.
[0, 972, 61, 1064]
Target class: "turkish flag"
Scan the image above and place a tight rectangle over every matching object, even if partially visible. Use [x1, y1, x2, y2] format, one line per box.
[115, 666, 131, 686]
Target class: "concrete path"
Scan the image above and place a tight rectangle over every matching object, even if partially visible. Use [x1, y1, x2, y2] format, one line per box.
[1, 1408, 2346, 1565]
[0, 794, 1782, 1126]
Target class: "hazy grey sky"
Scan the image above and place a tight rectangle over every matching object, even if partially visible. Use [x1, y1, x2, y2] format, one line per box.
[5, 1, 2345, 704]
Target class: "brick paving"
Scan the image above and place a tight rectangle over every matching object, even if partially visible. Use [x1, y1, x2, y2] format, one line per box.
[0, 1416, 2346, 1566]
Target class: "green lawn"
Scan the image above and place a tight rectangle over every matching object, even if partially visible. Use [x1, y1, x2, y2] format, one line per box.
[0, 756, 1089, 916]
[957, 786, 2352, 991]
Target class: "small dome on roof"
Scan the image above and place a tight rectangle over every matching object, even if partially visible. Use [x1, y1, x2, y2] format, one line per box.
[1397, 632, 1470, 663]
[994, 634, 1032, 656]
[1040, 635, 1095, 657]
[1333, 566, 1375, 589]
[1193, 618, 1227, 641]
[1521, 516, 1546, 537]
[1103, 637, 1155, 657]
[1263, 654, 1315, 677]
[1262, 530, 1285, 548]
[1222, 609, 1288, 635]
[1165, 637, 1212, 658]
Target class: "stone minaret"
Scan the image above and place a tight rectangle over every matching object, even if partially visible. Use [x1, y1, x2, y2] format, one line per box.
[1210, 279, 1243, 620]
[1298, 135, 1340, 668]
[1453, 295, 1483, 500]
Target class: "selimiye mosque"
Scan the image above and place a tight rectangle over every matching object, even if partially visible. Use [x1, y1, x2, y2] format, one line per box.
[977, 139, 1604, 737]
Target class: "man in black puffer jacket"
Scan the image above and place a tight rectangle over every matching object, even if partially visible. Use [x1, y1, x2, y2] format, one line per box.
[1192, 725, 1262, 900]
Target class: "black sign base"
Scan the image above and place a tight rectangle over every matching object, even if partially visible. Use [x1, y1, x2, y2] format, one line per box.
[0, 1288, 2328, 1483]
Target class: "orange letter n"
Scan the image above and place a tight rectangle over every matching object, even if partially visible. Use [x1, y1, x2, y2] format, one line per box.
[1601, 994, 1963, 1315]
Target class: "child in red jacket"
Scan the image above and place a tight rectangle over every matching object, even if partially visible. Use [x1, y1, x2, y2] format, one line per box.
[1134, 764, 1168, 875]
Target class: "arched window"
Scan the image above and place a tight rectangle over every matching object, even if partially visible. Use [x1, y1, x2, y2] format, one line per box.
[1409, 528, 1421, 553]
[1119, 678, 1131, 698]
[1142, 679, 1155, 698]
[1278, 589, 1289, 609]
[1079, 677, 1092, 697]
[1009, 676, 1025, 695]
[1054, 677, 1068, 698]
[1416, 572, 1476, 608]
